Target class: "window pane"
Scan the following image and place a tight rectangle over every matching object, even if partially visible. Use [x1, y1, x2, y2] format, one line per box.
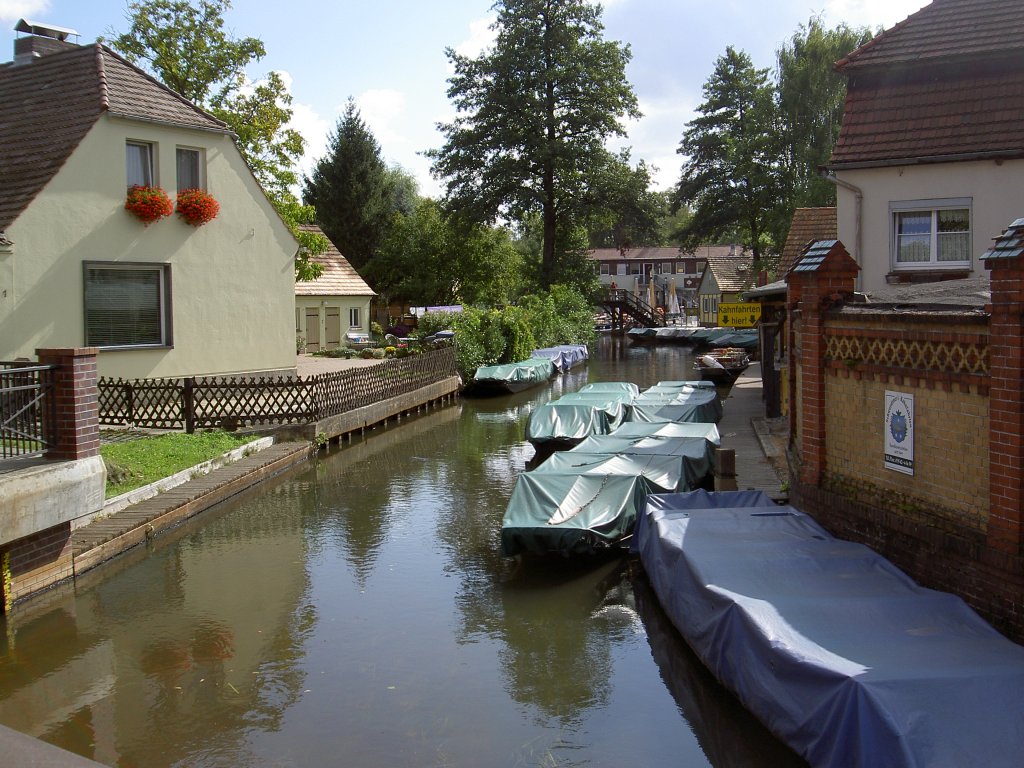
[349, 308, 361, 328]
[85, 267, 164, 347]
[896, 212, 931, 236]
[176, 148, 202, 192]
[897, 234, 931, 263]
[938, 232, 970, 262]
[937, 209, 969, 233]
[126, 143, 152, 188]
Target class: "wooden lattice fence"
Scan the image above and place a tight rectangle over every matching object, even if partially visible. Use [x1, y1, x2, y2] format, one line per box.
[98, 346, 457, 432]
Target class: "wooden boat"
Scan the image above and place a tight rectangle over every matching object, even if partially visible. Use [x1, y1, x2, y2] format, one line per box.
[693, 347, 750, 384]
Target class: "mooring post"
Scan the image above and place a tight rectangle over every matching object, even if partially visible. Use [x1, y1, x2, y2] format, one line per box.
[715, 448, 737, 491]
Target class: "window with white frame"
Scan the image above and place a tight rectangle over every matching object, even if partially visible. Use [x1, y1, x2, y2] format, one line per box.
[662, 262, 672, 274]
[176, 146, 204, 192]
[84, 263, 171, 348]
[126, 141, 154, 188]
[599, 263, 611, 275]
[349, 307, 362, 329]
[616, 263, 626, 275]
[891, 199, 971, 269]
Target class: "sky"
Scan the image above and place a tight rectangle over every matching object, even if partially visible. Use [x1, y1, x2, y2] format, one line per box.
[0, 0, 929, 198]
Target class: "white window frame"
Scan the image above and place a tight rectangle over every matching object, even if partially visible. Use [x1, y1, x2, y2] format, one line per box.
[599, 263, 611, 275]
[126, 141, 154, 188]
[83, 262, 172, 349]
[175, 146, 205, 192]
[349, 307, 362, 329]
[890, 198, 972, 271]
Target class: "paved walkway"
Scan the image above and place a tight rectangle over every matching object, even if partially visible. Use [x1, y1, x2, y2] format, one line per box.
[717, 362, 788, 500]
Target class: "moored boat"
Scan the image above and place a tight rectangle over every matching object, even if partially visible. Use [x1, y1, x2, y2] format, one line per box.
[693, 347, 750, 384]
[465, 357, 556, 396]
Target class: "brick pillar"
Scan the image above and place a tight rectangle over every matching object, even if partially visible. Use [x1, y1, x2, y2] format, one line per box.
[36, 347, 99, 460]
[986, 261, 1024, 554]
[787, 242, 858, 489]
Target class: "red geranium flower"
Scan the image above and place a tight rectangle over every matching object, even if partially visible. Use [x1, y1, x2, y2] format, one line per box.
[125, 185, 173, 225]
[176, 188, 220, 227]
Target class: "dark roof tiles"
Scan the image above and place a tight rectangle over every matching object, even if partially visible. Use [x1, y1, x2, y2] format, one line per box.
[779, 208, 837, 275]
[838, 0, 1024, 71]
[0, 43, 228, 231]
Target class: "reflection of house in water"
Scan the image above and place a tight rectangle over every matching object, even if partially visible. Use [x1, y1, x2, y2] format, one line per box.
[0, 493, 312, 766]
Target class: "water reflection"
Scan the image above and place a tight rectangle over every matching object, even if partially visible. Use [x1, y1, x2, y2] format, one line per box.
[0, 336, 802, 767]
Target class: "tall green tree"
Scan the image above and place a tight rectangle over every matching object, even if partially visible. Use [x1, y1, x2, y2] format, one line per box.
[367, 199, 524, 307]
[776, 17, 872, 208]
[109, 0, 324, 279]
[302, 99, 394, 271]
[585, 150, 665, 250]
[673, 47, 784, 269]
[429, 0, 640, 289]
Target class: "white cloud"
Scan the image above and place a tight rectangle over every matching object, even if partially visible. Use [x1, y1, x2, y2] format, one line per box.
[453, 15, 495, 59]
[289, 100, 331, 188]
[0, 0, 49, 23]
[822, 0, 928, 29]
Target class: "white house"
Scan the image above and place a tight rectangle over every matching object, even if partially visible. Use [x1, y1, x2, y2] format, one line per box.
[0, 21, 299, 379]
[828, 0, 1024, 294]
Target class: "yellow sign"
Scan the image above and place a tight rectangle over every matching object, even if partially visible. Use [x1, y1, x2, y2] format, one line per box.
[718, 302, 761, 328]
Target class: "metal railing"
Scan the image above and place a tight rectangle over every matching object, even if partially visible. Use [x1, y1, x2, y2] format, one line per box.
[1, 362, 57, 458]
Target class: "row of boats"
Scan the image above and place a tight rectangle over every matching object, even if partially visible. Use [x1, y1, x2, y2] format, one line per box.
[502, 380, 724, 557]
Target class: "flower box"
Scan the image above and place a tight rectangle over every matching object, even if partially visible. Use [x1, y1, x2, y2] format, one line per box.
[125, 185, 173, 225]
[176, 188, 220, 227]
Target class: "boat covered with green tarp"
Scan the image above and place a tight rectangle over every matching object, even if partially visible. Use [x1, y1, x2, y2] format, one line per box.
[500, 473, 653, 556]
[526, 391, 633, 448]
[466, 357, 556, 395]
[627, 385, 723, 424]
[609, 420, 720, 443]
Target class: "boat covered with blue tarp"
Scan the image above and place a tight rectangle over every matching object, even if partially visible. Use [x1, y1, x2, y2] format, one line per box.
[633, 490, 1024, 768]
[467, 357, 556, 395]
[530, 344, 589, 373]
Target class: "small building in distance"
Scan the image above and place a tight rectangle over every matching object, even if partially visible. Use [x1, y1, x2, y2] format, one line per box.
[294, 224, 375, 353]
[696, 252, 756, 326]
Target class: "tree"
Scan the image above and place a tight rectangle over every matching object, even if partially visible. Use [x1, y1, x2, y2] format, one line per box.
[429, 0, 639, 289]
[109, 0, 323, 279]
[776, 17, 873, 208]
[673, 47, 784, 269]
[302, 99, 394, 271]
[585, 150, 666, 250]
[366, 199, 524, 307]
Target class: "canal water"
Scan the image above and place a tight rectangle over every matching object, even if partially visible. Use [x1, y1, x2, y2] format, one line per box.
[0, 336, 805, 767]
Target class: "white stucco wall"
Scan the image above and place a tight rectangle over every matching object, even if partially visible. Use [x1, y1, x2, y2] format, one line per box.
[294, 295, 372, 352]
[0, 114, 298, 378]
[835, 159, 1024, 294]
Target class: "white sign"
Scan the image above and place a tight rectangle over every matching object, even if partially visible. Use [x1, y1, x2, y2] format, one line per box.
[884, 391, 914, 475]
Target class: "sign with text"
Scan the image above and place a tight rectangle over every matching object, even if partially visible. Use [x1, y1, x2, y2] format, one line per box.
[884, 391, 914, 475]
[717, 302, 761, 328]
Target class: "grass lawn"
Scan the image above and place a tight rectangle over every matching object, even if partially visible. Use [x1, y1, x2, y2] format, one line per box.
[100, 431, 256, 499]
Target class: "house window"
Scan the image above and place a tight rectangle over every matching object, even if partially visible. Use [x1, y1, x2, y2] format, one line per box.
[126, 141, 154, 188]
[599, 263, 611, 275]
[662, 262, 672, 274]
[628, 263, 641, 275]
[892, 199, 971, 268]
[84, 263, 171, 348]
[676, 262, 686, 274]
[616, 263, 626, 276]
[349, 307, 361, 329]
[176, 147, 204, 192]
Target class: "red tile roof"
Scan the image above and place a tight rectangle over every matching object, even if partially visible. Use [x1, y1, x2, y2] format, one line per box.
[830, 0, 1024, 167]
[779, 208, 837, 275]
[294, 224, 375, 297]
[837, 0, 1024, 71]
[0, 43, 228, 231]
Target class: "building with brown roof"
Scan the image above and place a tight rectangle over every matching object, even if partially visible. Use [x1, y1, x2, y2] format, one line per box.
[294, 224, 375, 352]
[828, 0, 1024, 293]
[0, 22, 299, 379]
[696, 253, 756, 326]
[778, 208, 837, 277]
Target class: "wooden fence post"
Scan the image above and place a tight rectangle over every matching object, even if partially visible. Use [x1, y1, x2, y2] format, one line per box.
[183, 377, 195, 434]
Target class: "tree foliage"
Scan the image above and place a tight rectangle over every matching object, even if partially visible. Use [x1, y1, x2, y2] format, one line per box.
[429, 0, 639, 290]
[303, 99, 394, 271]
[585, 151, 666, 251]
[109, 0, 323, 279]
[776, 17, 873, 208]
[366, 199, 524, 307]
[673, 47, 785, 268]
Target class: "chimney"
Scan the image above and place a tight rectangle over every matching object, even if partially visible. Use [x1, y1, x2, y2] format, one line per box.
[13, 19, 79, 65]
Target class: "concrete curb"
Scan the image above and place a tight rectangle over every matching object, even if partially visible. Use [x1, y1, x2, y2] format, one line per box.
[95, 436, 274, 521]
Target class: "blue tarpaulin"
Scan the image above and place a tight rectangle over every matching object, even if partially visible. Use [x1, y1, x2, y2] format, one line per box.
[634, 491, 1024, 768]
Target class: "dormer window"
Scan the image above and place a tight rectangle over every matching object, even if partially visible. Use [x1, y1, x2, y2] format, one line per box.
[176, 146, 205, 192]
[126, 141, 153, 188]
